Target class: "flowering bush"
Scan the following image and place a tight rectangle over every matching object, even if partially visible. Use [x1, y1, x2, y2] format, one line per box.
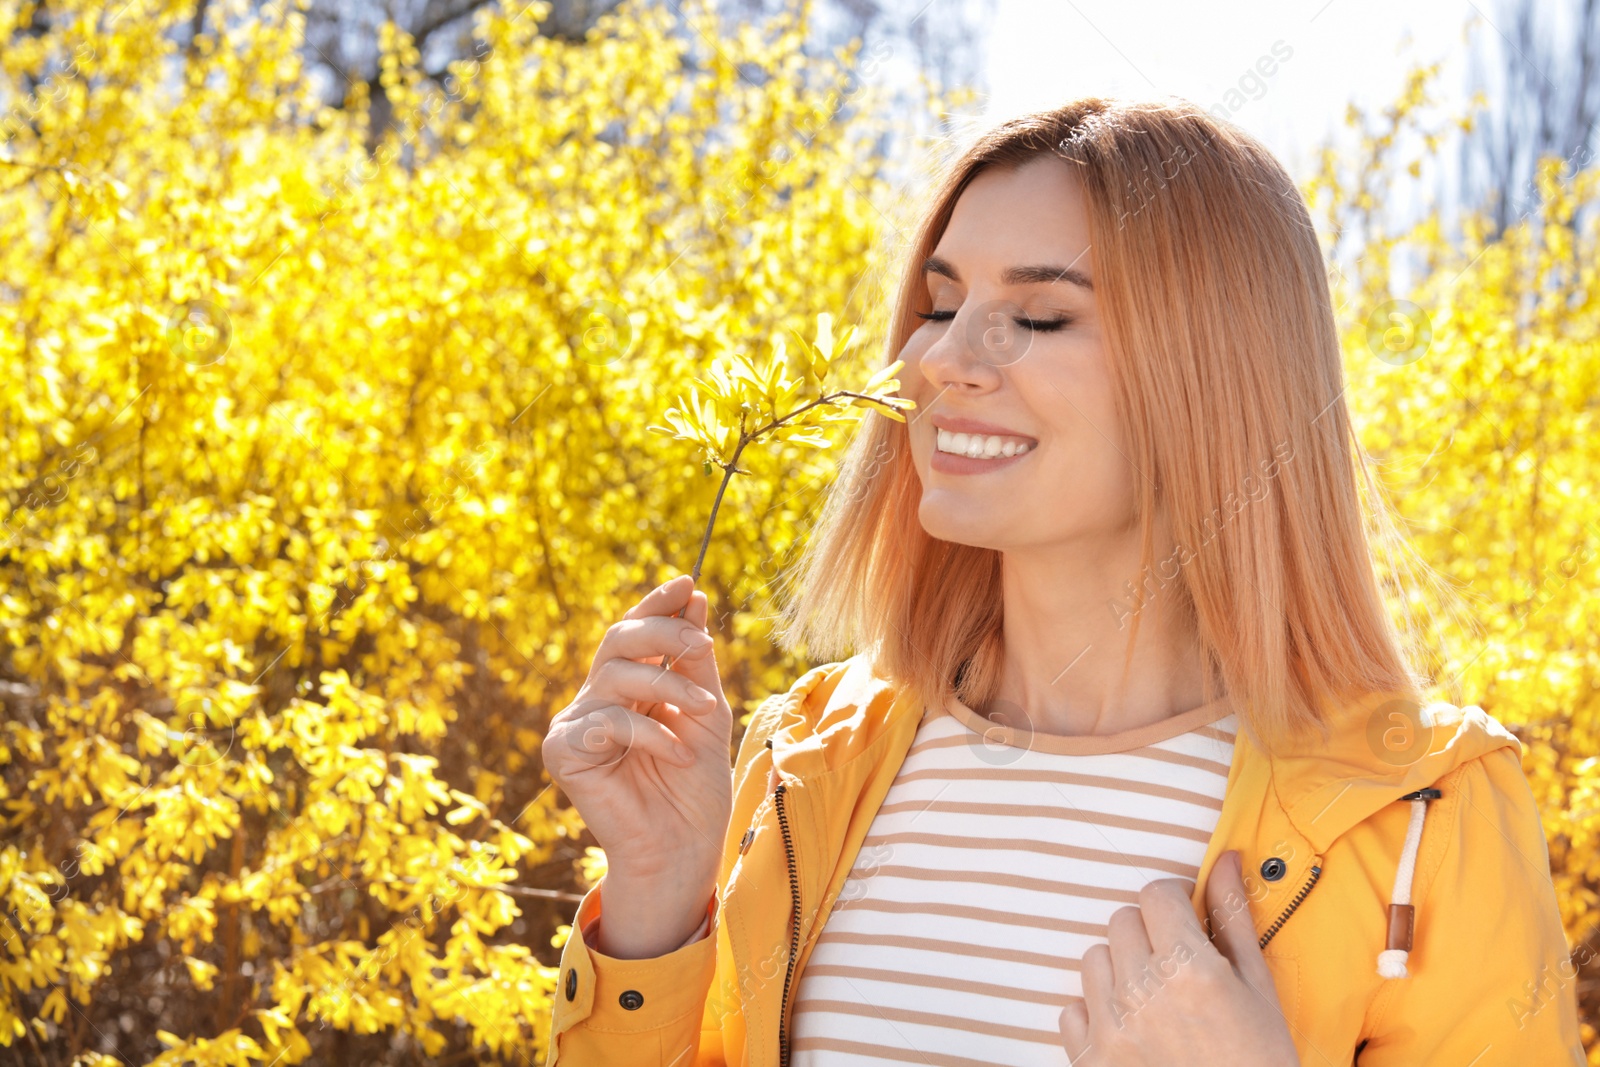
[0, 0, 905, 1061]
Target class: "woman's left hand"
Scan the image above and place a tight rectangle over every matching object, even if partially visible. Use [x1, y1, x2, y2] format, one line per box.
[1058, 849, 1301, 1066]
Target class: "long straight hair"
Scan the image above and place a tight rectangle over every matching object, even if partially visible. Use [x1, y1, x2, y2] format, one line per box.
[770, 97, 1440, 755]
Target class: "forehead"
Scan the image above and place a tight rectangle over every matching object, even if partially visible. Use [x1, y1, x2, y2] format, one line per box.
[932, 157, 1095, 278]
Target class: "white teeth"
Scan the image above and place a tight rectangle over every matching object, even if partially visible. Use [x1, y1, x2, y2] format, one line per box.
[936, 428, 1036, 459]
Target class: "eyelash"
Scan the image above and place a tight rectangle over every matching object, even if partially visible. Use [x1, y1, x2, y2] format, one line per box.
[913, 309, 1073, 333]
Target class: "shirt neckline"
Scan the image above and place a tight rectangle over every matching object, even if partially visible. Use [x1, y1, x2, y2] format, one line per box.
[938, 690, 1236, 755]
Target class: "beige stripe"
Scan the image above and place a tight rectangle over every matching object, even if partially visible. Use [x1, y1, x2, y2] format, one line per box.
[875, 798, 1218, 845]
[790, 1036, 1030, 1067]
[818, 930, 1081, 972]
[891, 766, 1226, 810]
[793, 998, 1062, 1046]
[828, 895, 1106, 937]
[906, 731, 1003, 757]
[798, 963, 1068, 1007]
[858, 827, 1206, 873]
[1125, 744, 1232, 775]
[941, 694, 1234, 755]
[845, 862, 1146, 902]
[907, 727, 1233, 776]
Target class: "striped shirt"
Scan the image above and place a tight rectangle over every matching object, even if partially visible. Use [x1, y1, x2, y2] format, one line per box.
[789, 690, 1238, 1067]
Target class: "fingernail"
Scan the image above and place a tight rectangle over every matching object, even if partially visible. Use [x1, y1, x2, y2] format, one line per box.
[674, 742, 695, 764]
[689, 685, 716, 706]
[680, 629, 713, 652]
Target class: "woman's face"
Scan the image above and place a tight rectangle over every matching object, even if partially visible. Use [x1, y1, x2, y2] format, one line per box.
[902, 155, 1138, 556]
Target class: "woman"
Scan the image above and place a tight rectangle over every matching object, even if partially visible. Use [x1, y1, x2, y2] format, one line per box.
[540, 97, 1585, 1066]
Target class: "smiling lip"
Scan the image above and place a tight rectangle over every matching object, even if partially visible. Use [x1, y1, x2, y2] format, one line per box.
[929, 413, 1038, 475]
[930, 444, 1034, 475]
[929, 414, 1038, 443]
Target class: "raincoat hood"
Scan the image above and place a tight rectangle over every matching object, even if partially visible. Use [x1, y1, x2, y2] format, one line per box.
[1267, 690, 1523, 851]
[547, 655, 1585, 1067]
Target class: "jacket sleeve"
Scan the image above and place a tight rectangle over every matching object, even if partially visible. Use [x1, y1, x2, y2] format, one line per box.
[1355, 744, 1586, 1066]
[541, 880, 722, 1067]
[543, 691, 791, 1067]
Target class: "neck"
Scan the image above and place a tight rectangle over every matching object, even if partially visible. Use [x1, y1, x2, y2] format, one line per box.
[988, 531, 1219, 739]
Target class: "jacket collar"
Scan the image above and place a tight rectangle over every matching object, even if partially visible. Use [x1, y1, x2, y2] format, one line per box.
[766, 655, 1522, 854]
[767, 655, 922, 782]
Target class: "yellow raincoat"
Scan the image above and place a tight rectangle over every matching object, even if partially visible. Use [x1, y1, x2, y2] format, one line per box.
[545, 655, 1585, 1066]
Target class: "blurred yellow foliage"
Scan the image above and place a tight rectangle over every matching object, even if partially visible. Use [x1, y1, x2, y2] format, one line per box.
[0, 0, 903, 1061]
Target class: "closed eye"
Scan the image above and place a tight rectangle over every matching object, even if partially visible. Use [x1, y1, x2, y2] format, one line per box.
[913, 309, 1074, 333]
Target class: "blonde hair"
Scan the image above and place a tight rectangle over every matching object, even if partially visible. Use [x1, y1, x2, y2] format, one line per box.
[770, 97, 1438, 755]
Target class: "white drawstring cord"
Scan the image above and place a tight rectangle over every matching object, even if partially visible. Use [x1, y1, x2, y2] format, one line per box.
[1377, 787, 1441, 978]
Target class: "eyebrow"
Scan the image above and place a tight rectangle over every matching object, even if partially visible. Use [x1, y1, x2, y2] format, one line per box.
[921, 254, 1094, 291]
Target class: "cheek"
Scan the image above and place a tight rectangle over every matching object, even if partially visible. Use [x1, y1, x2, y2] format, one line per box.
[1030, 344, 1120, 440]
[899, 326, 936, 374]
[1024, 359, 1133, 493]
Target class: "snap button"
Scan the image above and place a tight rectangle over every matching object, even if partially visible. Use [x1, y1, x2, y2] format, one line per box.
[619, 989, 644, 1011]
[564, 968, 577, 1001]
[1260, 857, 1287, 881]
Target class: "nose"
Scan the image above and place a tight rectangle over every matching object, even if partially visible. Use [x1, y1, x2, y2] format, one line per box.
[918, 301, 1019, 393]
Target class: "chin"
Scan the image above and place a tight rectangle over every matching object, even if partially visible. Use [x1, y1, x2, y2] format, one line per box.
[917, 501, 1009, 552]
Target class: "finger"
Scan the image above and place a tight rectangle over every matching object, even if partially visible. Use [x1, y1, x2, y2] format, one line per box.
[1206, 850, 1277, 993]
[1058, 997, 1092, 1063]
[1078, 942, 1119, 1033]
[598, 607, 716, 684]
[620, 573, 699, 624]
[641, 699, 694, 742]
[595, 615, 716, 679]
[1105, 904, 1152, 999]
[1133, 876, 1205, 962]
[547, 703, 693, 774]
[594, 657, 721, 717]
[660, 590, 722, 696]
[683, 588, 708, 630]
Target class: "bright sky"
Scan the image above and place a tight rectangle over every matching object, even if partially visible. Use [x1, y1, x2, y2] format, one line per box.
[978, 0, 1484, 179]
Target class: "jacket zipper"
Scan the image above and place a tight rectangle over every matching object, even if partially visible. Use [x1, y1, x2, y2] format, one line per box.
[773, 781, 801, 1067]
[1258, 862, 1321, 950]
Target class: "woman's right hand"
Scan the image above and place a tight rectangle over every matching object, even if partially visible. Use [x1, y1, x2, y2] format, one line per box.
[541, 573, 734, 958]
